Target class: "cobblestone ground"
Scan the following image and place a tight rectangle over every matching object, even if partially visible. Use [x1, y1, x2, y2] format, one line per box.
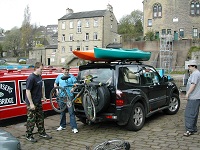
[1, 92, 200, 150]
[1, 73, 200, 150]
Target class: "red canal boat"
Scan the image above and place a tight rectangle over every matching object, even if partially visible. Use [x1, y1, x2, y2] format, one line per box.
[0, 67, 79, 121]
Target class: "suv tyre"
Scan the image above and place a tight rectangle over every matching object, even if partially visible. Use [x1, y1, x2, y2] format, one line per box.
[126, 103, 145, 131]
[163, 93, 180, 115]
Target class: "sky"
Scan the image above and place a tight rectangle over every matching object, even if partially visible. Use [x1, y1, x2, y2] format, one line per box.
[0, 0, 143, 31]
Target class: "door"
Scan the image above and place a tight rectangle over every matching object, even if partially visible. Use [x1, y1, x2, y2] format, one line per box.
[174, 31, 178, 41]
[48, 58, 50, 65]
[140, 66, 167, 111]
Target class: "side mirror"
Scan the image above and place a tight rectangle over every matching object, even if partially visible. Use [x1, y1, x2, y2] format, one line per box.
[162, 76, 168, 82]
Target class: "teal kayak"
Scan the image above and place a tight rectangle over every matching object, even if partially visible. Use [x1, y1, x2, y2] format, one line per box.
[94, 48, 151, 61]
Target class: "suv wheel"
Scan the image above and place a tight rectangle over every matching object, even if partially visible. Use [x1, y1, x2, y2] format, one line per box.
[163, 93, 180, 115]
[126, 103, 145, 131]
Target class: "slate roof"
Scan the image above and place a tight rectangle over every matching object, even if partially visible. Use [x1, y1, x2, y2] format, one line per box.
[106, 43, 122, 49]
[59, 10, 107, 20]
[45, 45, 58, 49]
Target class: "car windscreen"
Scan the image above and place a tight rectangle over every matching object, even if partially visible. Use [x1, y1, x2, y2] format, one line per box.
[79, 68, 112, 83]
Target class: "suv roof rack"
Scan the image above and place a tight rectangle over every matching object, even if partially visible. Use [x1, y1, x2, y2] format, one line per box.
[87, 59, 143, 65]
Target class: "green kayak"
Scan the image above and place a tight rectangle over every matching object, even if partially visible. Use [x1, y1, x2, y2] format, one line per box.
[94, 48, 151, 61]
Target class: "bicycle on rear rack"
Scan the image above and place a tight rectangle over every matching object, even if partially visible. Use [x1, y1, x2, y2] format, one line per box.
[49, 75, 97, 122]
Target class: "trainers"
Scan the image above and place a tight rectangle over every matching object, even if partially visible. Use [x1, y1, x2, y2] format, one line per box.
[72, 128, 78, 133]
[39, 133, 52, 139]
[26, 135, 37, 143]
[56, 126, 66, 131]
[183, 131, 194, 137]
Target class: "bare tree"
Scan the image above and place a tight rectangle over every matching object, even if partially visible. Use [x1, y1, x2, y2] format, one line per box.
[21, 5, 32, 57]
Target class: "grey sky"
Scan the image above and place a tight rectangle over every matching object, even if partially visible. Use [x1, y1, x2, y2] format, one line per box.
[0, 0, 143, 30]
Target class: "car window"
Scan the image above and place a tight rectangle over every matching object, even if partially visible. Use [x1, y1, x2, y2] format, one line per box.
[140, 66, 160, 85]
[80, 68, 113, 84]
[120, 66, 139, 84]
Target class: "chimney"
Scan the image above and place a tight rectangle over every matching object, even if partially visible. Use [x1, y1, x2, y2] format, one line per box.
[107, 4, 113, 12]
[66, 8, 73, 15]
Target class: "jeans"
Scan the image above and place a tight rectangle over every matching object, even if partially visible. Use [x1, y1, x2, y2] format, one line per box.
[184, 99, 200, 132]
[60, 95, 78, 129]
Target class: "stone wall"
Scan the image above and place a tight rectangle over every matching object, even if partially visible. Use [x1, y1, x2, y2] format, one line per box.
[123, 39, 195, 70]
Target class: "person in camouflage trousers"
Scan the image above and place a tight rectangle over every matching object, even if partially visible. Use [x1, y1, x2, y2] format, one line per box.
[26, 103, 45, 135]
[25, 62, 52, 143]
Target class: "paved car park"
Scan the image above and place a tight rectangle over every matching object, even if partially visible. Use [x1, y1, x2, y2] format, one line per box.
[1, 92, 200, 150]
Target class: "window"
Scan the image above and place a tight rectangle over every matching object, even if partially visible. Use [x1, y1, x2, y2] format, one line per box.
[94, 19, 98, 27]
[140, 67, 161, 85]
[191, 1, 200, 15]
[162, 29, 166, 35]
[62, 22, 66, 29]
[148, 19, 152, 26]
[61, 46, 65, 53]
[77, 20, 81, 33]
[153, 3, 162, 18]
[62, 34, 65, 42]
[85, 19, 89, 27]
[50, 57, 55, 62]
[193, 28, 198, 38]
[69, 21, 73, 28]
[111, 24, 112, 28]
[179, 28, 184, 38]
[61, 58, 65, 63]
[69, 46, 72, 52]
[85, 33, 89, 41]
[167, 29, 171, 35]
[85, 46, 89, 50]
[93, 32, 98, 40]
[69, 34, 73, 41]
[77, 46, 80, 50]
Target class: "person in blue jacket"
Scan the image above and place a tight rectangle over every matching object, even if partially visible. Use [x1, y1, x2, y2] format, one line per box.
[54, 64, 78, 133]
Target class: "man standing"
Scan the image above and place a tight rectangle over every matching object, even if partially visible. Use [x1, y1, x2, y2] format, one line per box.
[184, 60, 200, 136]
[25, 62, 52, 142]
[54, 64, 78, 133]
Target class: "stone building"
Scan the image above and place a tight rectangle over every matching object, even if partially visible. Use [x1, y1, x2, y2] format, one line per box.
[56, 4, 121, 66]
[143, 0, 200, 40]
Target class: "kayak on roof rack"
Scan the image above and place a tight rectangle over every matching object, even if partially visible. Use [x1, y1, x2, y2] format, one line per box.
[94, 47, 151, 61]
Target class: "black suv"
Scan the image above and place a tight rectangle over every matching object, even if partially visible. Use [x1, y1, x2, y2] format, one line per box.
[74, 61, 180, 131]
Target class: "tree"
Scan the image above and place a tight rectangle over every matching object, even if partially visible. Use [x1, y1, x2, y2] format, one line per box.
[21, 5, 32, 57]
[2, 27, 21, 57]
[0, 43, 3, 57]
[118, 10, 143, 41]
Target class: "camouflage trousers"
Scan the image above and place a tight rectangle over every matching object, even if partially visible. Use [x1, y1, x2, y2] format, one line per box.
[26, 103, 45, 136]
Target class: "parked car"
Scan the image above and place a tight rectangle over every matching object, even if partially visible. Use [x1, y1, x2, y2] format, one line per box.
[0, 58, 6, 65]
[0, 129, 21, 150]
[74, 61, 180, 131]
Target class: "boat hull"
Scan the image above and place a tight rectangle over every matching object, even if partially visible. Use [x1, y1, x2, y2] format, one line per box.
[94, 48, 151, 61]
[72, 50, 107, 61]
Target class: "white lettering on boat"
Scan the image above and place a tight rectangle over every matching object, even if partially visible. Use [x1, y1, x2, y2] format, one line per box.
[0, 97, 14, 105]
[0, 83, 13, 93]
